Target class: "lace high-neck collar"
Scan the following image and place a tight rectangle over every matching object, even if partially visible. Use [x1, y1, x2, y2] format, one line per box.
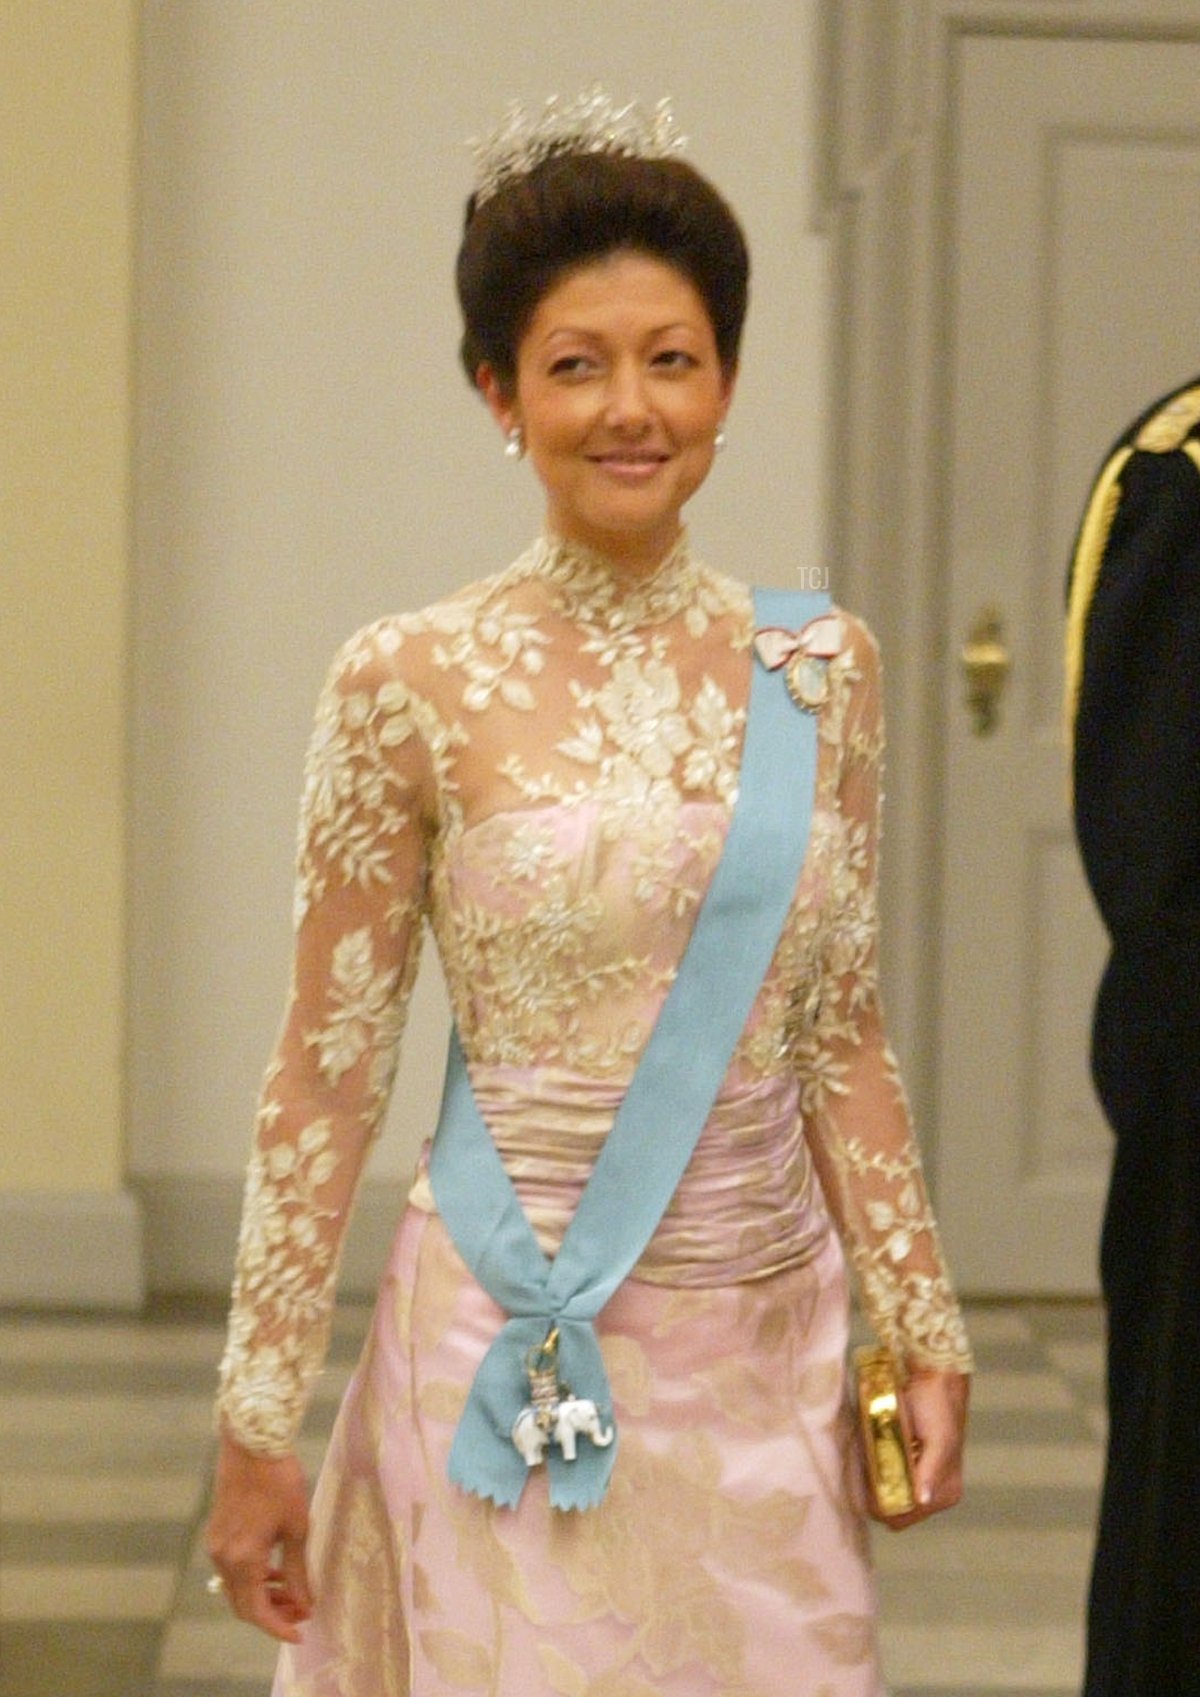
[520, 531, 702, 630]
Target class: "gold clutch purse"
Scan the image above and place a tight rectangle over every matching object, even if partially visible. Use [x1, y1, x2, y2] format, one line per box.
[853, 1345, 916, 1518]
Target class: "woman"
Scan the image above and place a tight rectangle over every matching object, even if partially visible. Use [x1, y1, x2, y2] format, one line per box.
[207, 92, 972, 1696]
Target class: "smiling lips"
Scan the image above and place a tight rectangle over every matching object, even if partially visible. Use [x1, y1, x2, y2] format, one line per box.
[588, 448, 670, 479]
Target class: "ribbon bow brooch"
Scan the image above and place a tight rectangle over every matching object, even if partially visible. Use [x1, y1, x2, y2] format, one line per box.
[753, 613, 843, 711]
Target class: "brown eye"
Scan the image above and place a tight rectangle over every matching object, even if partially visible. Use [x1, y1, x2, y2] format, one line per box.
[548, 355, 594, 378]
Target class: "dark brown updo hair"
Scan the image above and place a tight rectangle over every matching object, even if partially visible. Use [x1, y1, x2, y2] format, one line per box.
[456, 150, 750, 394]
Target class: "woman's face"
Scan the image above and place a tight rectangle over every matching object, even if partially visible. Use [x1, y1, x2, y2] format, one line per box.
[481, 251, 734, 573]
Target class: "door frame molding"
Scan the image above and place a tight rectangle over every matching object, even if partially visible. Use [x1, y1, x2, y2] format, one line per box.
[816, 0, 1200, 1179]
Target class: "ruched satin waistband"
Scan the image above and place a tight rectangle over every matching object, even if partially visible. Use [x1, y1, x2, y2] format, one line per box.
[408, 1061, 830, 1288]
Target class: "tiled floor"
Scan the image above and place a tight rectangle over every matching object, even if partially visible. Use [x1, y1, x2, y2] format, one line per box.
[0, 1299, 1105, 1697]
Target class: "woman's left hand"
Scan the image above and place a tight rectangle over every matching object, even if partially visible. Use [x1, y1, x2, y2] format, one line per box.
[878, 1367, 970, 1530]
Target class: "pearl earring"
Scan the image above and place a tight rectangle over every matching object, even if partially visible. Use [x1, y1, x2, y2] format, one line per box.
[714, 425, 727, 452]
[504, 426, 524, 461]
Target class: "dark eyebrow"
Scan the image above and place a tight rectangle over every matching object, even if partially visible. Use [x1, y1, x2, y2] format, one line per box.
[536, 321, 706, 350]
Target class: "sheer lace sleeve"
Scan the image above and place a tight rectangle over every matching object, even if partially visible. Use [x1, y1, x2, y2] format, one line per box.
[795, 619, 973, 1374]
[216, 625, 434, 1453]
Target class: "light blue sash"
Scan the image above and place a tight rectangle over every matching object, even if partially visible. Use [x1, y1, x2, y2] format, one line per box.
[428, 587, 829, 1509]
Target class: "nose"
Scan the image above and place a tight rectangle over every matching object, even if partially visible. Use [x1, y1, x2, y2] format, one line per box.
[602, 360, 652, 433]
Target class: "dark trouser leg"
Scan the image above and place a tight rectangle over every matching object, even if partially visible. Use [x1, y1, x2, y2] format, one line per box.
[1083, 1093, 1200, 1696]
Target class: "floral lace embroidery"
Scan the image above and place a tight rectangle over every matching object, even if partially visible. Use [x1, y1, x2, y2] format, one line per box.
[217, 1103, 341, 1450]
[431, 608, 549, 714]
[217, 535, 971, 1453]
[304, 928, 407, 1104]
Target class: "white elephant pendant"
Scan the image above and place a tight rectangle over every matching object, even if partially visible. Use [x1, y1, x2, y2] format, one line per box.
[511, 1326, 614, 1467]
[511, 1394, 615, 1466]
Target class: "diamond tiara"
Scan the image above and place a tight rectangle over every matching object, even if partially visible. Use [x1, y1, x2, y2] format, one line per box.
[469, 87, 688, 208]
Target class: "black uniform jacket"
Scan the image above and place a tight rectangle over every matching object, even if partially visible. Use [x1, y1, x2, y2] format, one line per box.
[1067, 375, 1200, 1132]
[1066, 374, 1200, 1696]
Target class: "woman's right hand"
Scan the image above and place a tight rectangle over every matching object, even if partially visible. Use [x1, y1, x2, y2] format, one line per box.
[205, 1430, 313, 1642]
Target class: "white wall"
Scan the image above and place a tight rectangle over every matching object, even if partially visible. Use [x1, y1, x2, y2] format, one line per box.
[132, 2, 831, 1280]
